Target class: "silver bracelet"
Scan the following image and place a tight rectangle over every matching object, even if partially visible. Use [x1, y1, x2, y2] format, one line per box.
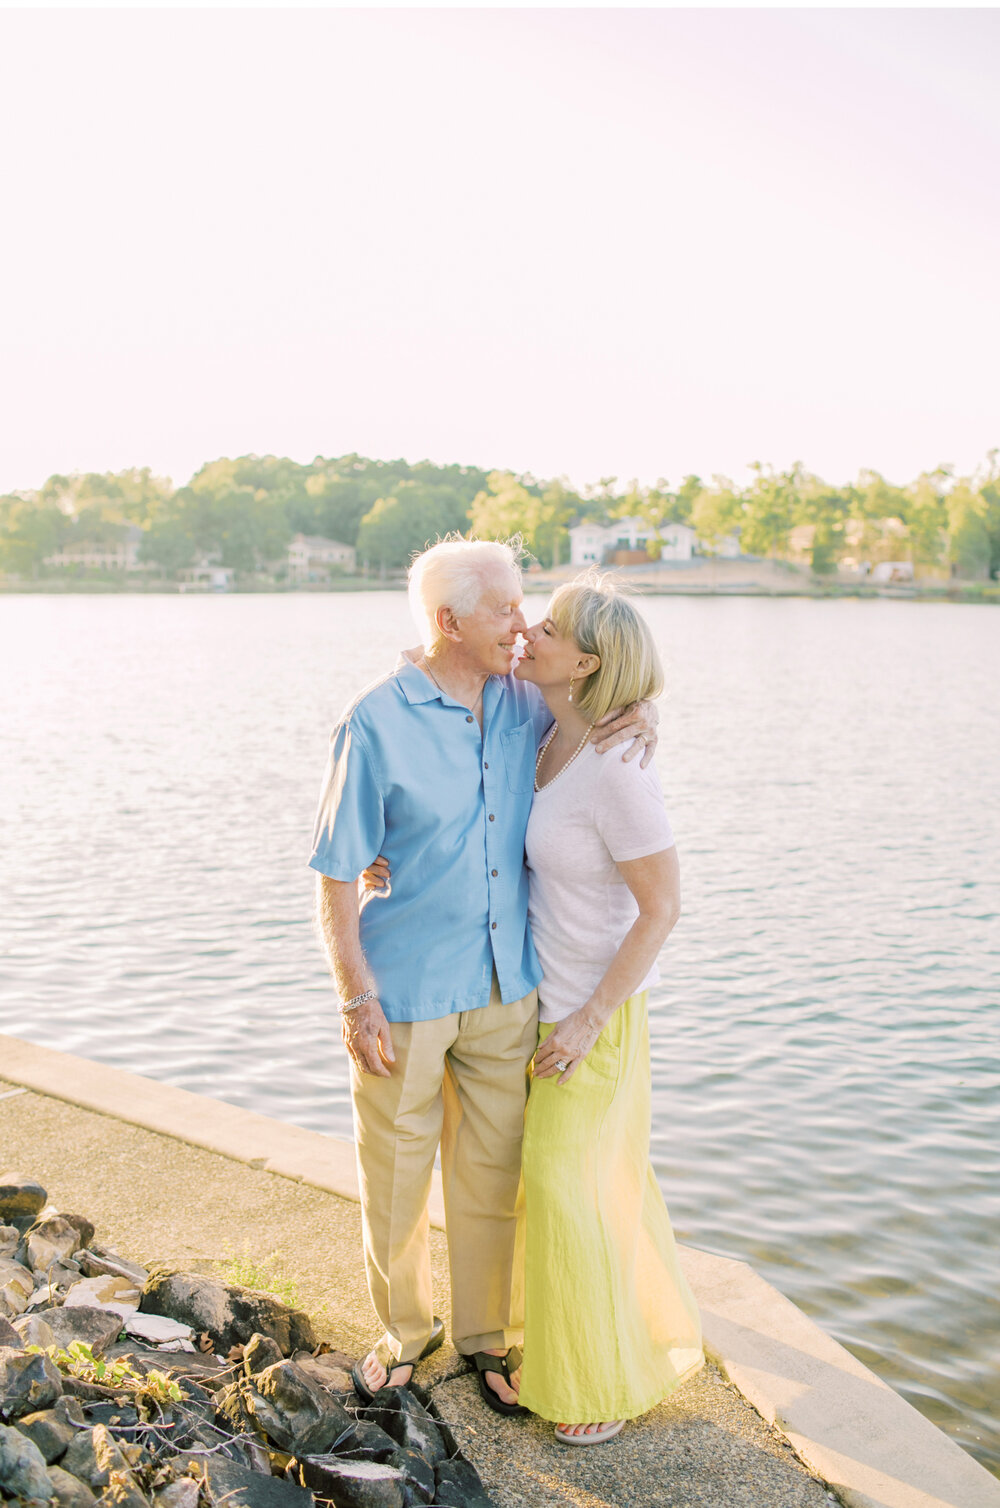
[339, 988, 376, 1014]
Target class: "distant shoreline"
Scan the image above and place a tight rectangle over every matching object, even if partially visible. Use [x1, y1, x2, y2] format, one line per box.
[2, 576, 997, 603]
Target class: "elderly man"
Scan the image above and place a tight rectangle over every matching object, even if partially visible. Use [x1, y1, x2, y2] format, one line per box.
[311, 538, 654, 1411]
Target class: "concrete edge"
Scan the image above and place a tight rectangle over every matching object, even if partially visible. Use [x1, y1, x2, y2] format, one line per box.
[2, 1032, 997, 1508]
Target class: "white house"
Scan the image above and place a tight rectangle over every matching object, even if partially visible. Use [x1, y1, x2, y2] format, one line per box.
[568, 522, 610, 566]
[871, 561, 914, 584]
[568, 518, 696, 566]
[712, 532, 742, 559]
[659, 523, 696, 561]
[287, 533, 356, 582]
[43, 525, 151, 572]
[178, 556, 236, 592]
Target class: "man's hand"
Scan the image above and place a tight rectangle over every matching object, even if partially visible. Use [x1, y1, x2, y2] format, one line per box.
[592, 699, 660, 767]
[342, 997, 395, 1078]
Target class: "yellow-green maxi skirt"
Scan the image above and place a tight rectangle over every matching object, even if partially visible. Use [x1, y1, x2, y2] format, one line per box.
[519, 991, 703, 1423]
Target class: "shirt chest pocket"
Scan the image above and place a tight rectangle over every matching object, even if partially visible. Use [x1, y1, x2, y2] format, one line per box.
[500, 721, 535, 795]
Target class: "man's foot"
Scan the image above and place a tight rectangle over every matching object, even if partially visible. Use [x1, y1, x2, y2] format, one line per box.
[555, 1419, 624, 1446]
[357, 1350, 413, 1393]
[351, 1318, 445, 1402]
[479, 1346, 520, 1407]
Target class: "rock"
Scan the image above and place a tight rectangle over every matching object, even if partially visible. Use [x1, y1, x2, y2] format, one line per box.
[242, 1335, 282, 1376]
[361, 1390, 446, 1467]
[26, 1220, 84, 1274]
[240, 1361, 352, 1455]
[0, 1313, 21, 1347]
[59, 1378, 127, 1405]
[55, 1218, 96, 1254]
[289, 1354, 353, 1397]
[153, 1480, 200, 1508]
[214, 1381, 257, 1441]
[77, 1251, 148, 1290]
[0, 1346, 63, 1419]
[81, 1403, 140, 1445]
[14, 1399, 83, 1464]
[176, 1453, 314, 1508]
[123, 1313, 193, 1346]
[40, 1308, 124, 1358]
[299, 1456, 405, 1508]
[0, 1227, 20, 1259]
[64, 1277, 142, 1320]
[95, 1468, 150, 1508]
[386, 1450, 434, 1505]
[335, 1420, 397, 1462]
[60, 1425, 137, 1489]
[0, 1256, 36, 1316]
[141, 1274, 315, 1358]
[13, 1314, 58, 1350]
[433, 1458, 493, 1508]
[103, 1345, 225, 1389]
[36, 1259, 84, 1294]
[48, 1464, 100, 1508]
[0, 1175, 47, 1227]
[0, 1420, 55, 1501]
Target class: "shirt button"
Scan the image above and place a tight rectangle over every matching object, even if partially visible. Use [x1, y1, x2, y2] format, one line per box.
[488, 813, 495, 821]
[483, 761, 489, 769]
[491, 869, 498, 877]
[491, 921, 497, 930]
[466, 714, 474, 723]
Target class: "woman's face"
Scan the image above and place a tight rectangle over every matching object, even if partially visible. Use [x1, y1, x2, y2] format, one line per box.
[514, 613, 587, 689]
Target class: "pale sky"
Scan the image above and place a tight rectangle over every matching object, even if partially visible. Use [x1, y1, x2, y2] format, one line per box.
[1, 7, 998, 497]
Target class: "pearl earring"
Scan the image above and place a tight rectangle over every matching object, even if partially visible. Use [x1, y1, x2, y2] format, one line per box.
[568, 677, 575, 702]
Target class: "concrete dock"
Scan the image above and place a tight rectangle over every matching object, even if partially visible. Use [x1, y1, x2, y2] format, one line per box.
[2, 1034, 998, 1508]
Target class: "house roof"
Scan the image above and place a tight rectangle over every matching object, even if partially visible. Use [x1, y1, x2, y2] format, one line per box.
[291, 533, 354, 550]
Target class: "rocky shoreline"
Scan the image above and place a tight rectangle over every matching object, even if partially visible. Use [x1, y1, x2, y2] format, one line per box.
[0, 1174, 490, 1508]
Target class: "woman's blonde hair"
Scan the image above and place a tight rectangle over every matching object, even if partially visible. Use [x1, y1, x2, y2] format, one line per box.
[549, 573, 663, 722]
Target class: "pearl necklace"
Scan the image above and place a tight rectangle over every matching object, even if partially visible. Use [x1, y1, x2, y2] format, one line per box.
[535, 721, 594, 792]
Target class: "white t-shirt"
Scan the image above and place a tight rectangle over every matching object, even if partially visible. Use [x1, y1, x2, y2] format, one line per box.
[525, 740, 675, 1023]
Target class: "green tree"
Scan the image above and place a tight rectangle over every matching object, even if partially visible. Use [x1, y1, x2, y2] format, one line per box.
[0, 494, 65, 576]
[740, 463, 806, 558]
[690, 479, 742, 555]
[468, 472, 536, 546]
[976, 451, 1000, 580]
[904, 471, 949, 568]
[140, 515, 196, 576]
[947, 483, 991, 579]
[357, 485, 469, 574]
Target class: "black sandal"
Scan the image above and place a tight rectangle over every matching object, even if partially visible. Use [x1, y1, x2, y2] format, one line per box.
[351, 1316, 445, 1401]
[470, 1347, 527, 1417]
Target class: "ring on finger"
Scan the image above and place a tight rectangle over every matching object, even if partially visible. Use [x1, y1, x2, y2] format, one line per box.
[554, 1058, 569, 1071]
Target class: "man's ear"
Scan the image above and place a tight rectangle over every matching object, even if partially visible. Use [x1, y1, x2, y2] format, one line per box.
[435, 604, 462, 643]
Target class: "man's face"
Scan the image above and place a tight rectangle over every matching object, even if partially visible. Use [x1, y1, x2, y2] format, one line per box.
[455, 568, 527, 677]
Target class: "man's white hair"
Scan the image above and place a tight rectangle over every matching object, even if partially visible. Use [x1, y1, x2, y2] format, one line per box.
[408, 536, 522, 647]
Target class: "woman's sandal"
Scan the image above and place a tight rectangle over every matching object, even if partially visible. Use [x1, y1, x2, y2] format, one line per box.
[555, 1419, 624, 1446]
[351, 1316, 445, 1402]
[469, 1347, 528, 1417]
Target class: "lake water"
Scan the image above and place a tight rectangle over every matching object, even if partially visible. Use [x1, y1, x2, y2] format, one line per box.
[1, 592, 997, 1475]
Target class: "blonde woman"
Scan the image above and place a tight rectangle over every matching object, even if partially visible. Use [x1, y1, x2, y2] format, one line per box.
[513, 574, 703, 1445]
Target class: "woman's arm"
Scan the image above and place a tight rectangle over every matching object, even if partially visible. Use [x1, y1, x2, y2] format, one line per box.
[533, 845, 681, 1083]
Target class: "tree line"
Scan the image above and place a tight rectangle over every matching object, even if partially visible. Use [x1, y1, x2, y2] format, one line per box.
[1, 451, 998, 580]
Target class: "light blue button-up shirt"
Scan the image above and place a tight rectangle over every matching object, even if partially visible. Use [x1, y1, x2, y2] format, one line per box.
[309, 658, 551, 1022]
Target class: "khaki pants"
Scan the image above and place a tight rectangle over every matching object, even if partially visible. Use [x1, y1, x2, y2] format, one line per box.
[350, 976, 538, 1363]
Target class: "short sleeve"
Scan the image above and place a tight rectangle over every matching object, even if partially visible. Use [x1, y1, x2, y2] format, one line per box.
[308, 719, 385, 880]
[593, 757, 675, 864]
